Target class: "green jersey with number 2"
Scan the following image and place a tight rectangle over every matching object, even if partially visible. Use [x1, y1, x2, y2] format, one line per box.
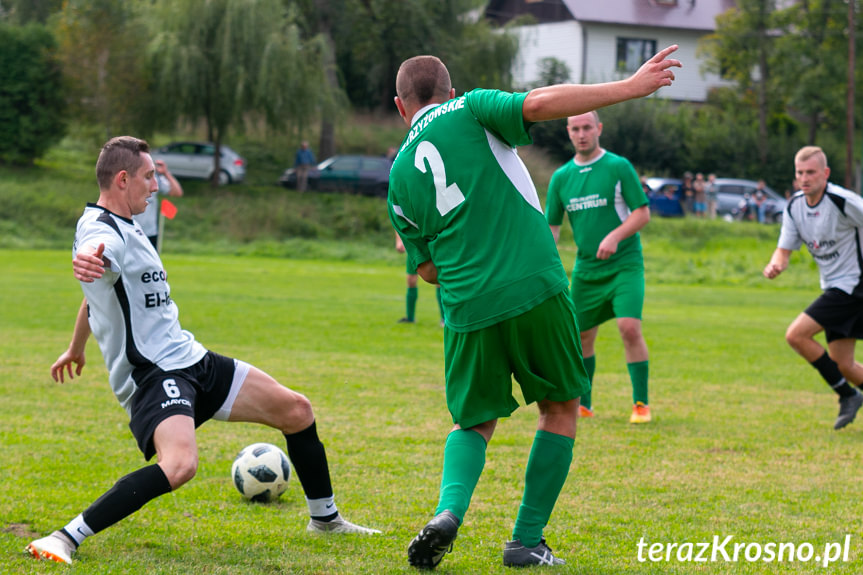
[387, 89, 568, 333]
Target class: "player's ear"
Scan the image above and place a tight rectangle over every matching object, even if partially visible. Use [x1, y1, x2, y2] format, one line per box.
[449, 88, 456, 99]
[114, 169, 129, 189]
[395, 96, 408, 122]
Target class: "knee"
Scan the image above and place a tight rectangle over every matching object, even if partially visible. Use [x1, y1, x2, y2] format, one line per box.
[161, 455, 198, 489]
[280, 392, 315, 434]
[784, 328, 804, 350]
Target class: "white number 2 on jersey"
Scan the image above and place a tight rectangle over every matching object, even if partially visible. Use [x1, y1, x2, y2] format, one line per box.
[415, 141, 465, 216]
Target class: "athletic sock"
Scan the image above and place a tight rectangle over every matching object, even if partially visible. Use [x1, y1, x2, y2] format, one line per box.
[79, 464, 172, 536]
[284, 421, 337, 520]
[434, 429, 487, 523]
[628, 360, 649, 405]
[812, 351, 856, 397]
[435, 287, 445, 322]
[512, 430, 574, 548]
[406, 287, 418, 322]
[581, 355, 596, 410]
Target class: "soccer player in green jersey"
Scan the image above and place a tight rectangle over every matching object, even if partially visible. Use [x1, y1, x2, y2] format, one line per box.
[388, 47, 680, 569]
[546, 111, 652, 424]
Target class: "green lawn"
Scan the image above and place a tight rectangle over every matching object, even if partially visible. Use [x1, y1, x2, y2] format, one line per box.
[2, 249, 861, 575]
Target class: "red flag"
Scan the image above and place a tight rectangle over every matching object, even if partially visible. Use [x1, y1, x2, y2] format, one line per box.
[160, 199, 178, 220]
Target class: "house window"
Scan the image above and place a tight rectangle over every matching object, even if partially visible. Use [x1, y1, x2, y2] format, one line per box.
[616, 38, 657, 73]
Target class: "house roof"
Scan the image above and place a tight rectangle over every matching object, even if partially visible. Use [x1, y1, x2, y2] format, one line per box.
[564, 0, 736, 32]
[485, 0, 736, 32]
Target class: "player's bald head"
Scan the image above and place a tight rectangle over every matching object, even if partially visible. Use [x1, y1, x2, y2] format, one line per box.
[396, 55, 452, 107]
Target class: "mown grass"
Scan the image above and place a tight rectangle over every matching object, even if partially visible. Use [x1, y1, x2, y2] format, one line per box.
[2, 246, 861, 574]
[1, 129, 850, 574]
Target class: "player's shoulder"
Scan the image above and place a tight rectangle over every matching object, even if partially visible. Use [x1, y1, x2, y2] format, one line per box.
[599, 150, 636, 170]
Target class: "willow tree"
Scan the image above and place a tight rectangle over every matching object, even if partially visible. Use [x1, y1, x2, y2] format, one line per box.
[148, 0, 329, 185]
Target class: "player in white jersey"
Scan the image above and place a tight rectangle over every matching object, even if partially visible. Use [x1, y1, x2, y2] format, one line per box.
[764, 146, 863, 430]
[26, 137, 378, 566]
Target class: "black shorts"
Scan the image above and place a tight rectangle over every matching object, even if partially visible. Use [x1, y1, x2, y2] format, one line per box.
[129, 351, 238, 460]
[805, 288, 863, 342]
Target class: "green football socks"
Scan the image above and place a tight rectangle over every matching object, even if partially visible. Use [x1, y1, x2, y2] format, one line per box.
[512, 430, 574, 548]
[628, 360, 649, 405]
[434, 429, 487, 522]
[581, 354, 596, 410]
[406, 287, 418, 322]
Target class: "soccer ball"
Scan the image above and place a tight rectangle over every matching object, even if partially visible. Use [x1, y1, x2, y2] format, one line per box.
[231, 443, 292, 502]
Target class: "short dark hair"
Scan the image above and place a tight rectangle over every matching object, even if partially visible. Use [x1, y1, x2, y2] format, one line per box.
[396, 55, 452, 107]
[96, 136, 150, 190]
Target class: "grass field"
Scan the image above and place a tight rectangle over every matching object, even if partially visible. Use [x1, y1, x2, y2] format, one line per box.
[2, 246, 862, 575]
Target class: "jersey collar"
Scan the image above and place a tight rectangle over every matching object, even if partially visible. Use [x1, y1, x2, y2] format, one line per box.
[573, 149, 606, 167]
[411, 104, 439, 127]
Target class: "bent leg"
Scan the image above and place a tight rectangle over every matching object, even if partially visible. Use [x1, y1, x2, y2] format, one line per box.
[828, 339, 863, 387]
[226, 366, 341, 519]
[64, 415, 190, 547]
[786, 313, 827, 362]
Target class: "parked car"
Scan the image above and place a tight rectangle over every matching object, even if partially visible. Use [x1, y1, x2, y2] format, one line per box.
[645, 177, 684, 217]
[712, 178, 786, 223]
[151, 142, 246, 185]
[279, 155, 392, 197]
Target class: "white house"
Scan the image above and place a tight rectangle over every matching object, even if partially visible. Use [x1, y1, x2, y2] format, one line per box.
[485, 0, 736, 102]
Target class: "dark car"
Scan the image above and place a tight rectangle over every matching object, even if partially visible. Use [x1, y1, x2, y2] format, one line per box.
[645, 177, 685, 217]
[279, 155, 392, 197]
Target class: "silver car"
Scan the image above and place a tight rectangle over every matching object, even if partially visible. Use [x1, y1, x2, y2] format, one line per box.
[151, 142, 246, 185]
[712, 178, 787, 223]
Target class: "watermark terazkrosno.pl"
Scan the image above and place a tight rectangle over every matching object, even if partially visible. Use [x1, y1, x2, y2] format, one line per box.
[637, 535, 852, 568]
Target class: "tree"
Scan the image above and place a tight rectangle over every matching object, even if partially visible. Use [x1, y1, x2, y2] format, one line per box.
[0, 22, 65, 165]
[149, 0, 331, 185]
[52, 0, 150, 141]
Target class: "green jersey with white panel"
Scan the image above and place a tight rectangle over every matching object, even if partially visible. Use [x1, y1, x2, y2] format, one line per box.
[546, 150, 648, 279]
[387, 89, 568, 333]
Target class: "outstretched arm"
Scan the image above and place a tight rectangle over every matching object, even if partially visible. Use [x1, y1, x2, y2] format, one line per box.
[73, 243, 106, 283]
[763, 248, 791, 279]
[522, 45, 681, 123]
[51, 297, 91, 383]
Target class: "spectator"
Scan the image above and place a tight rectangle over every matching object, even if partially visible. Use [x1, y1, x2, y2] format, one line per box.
[681, 172, 694, 215]
[294, 141, 316, 193]
[693, 173, 706, 218]
[706, 173, 718, 220]
[133, 159, 182, 252]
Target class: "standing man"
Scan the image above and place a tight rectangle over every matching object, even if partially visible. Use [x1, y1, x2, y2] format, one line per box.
[294, 141, 316, 192]
[395, 232, 444, 326]
[26, 137, 378, 566]
[388, 47, 680, 569]
[133, 158, 183, 252]
[546, 111, 652, 424]
[763, 146, 863, 430]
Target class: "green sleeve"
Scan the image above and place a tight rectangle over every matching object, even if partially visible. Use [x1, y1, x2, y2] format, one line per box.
[387, 198, 430, 270]
[619, 159, 648, 210]
[545, 171, 565, 226]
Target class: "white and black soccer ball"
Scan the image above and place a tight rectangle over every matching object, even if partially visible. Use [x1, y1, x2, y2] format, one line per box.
[231, 443, 291, 502]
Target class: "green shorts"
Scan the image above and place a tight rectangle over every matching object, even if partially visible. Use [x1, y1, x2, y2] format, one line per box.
[570, 266, 644, 331]
[442, 291, 590, 429]
[406, 255, 417, 275]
